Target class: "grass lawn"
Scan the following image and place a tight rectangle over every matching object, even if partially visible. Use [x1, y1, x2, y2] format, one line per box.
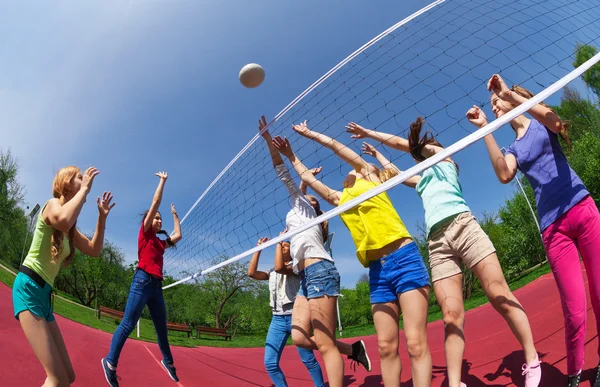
[0, 261, 552, 348]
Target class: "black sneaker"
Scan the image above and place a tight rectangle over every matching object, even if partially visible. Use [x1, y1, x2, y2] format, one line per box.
[101, 358, 120, 387]
[594, 364, 600, 387]
[568, 373, 581, 387]
[348, 340, 371, 372]
[161, 359, 180, 382]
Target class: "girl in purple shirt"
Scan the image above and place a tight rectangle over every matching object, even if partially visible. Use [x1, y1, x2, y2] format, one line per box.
[467, 74, 600, 387]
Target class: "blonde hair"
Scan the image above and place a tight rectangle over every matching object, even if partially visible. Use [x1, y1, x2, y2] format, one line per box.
[51, 166, 79, 266]
[378, 168, 397, 183]
[503, 85, 571, 148]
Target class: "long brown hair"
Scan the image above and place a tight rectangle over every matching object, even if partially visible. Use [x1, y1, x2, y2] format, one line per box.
[408, 116, 443, 162]
[51, 167, 78, 266]
[510, 85, 571, 148]
[305, 194, 329, 243]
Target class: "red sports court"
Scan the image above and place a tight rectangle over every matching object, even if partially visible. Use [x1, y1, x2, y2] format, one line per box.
[1, 266, 598, 386]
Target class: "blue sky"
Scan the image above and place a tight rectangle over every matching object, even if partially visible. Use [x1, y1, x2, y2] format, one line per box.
[1, 0, 596, 288]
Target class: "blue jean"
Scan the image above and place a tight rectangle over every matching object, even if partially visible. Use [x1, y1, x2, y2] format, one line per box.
[297, 260, 340, 299]
[265, 314, 324, 387]
[106, 270, 173, 367]
[369, 242, 430, 304]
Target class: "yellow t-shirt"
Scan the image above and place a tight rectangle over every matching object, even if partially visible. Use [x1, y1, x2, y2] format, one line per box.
[22, 202, 70, 287]
[339, 179, 411, 267]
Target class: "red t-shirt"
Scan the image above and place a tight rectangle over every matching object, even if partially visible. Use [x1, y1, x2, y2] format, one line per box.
[137, 224, 167, 280]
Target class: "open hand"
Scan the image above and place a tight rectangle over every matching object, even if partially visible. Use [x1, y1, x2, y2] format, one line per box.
[97, 192, 116, 218]
[272, 136, 294, 158]
[291, 120, 311, 137]
[346, 122, 369, 139]
[258, 115, 269, 137]
[361, 142, 377, 157]
[82, 167, 100, 193]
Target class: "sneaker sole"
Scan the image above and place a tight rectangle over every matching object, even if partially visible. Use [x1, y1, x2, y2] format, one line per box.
[101, 358, 116, 387]
[161, 360, 179, 382]
[360, 340, 372, 372]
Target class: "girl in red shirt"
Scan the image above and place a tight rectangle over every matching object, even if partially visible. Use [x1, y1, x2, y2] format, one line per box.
[102, 172, 182, 386]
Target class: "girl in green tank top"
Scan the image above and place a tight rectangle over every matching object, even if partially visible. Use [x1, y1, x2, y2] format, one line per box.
[348, 117, 541, 387]
[13, 166, 115, 387]
[272, 121, 432, 387]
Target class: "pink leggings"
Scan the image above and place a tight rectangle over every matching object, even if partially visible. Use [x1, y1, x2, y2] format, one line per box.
[542, 196, 600, 375]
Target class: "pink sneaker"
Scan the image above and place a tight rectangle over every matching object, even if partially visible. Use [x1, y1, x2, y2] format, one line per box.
[460, 383, 467, 387]
[522, 357, 542, 387]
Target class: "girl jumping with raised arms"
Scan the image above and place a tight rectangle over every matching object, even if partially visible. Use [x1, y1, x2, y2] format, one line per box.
[273, 121, 432, 387]
[467, 74, 600, 387]
[347, 121, 541, 387]
[247, 234, 325, 387]
[258, 116, 370, 387]
[102, 172, 182, 387]
[13, 166, 115, 387]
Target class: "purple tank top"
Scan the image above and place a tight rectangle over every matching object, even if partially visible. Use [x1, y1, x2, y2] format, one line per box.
[506, 118, 588, 231]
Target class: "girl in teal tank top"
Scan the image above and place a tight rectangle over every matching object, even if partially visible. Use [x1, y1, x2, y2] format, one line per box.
[13, 166, 115, 387]
[272, 121, 432, 387]
[348, 118, 541, 387]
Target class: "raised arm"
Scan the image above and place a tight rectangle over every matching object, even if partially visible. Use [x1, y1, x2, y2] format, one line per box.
[346, 122, 411, 153]
[44, 167, 98, 233]
[299, 166, 322, 195]
[74, 192, 116, 257]
[292, 121, 375, 177]
[274, 230, 295, 275]
[361, 142, 421, 188]
[467, 105, 518, 183]
[168, 203, 182, 246]
[247, 237, 270, 280]
[258, 115, 284, 168]
[144, 172, 168, 232]
[488, 74, 563, 134]
[272, 136, 342, 207]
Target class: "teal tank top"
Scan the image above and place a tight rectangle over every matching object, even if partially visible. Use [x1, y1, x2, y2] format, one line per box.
[416, 161, 470, 237]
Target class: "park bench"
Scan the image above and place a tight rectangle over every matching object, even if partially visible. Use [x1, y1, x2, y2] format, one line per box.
[196, 326, 231, 341]
[167, 322, 193, 338]
[97, 306, 123, 320]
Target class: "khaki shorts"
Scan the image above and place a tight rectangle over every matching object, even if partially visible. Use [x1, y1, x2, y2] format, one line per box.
[428, 212, 496, 282]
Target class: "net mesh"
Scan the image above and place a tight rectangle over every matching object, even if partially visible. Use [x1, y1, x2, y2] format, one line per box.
[163, 0, 600, 281]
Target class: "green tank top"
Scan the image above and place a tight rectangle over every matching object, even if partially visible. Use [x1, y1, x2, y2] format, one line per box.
[22, 202, 71, 287]
[415, 161, 470, 237]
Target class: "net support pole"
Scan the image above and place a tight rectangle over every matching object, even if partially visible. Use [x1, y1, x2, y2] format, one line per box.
[336, 296, 343, 336]
[163, 50, 600, 291]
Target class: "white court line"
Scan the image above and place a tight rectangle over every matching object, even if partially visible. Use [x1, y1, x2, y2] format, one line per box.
[144, 345, 185, 387]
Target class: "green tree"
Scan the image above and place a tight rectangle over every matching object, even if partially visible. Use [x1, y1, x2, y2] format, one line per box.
[573, 44, 600, 98]
[199, 257, 258, 330]
[0, 148, 28, 269]
[553, 86, 600, 145]
[339, 281, 372, 327]
[567, 132, 600, 207]
[54, 240, 129, 308]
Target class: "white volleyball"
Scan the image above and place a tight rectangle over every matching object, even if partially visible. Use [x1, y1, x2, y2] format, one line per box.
[239, 63, 265, 88]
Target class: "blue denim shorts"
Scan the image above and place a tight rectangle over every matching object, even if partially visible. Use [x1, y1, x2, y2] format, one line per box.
[369, 242, 430, 304]
[297, 260, 340, 299]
